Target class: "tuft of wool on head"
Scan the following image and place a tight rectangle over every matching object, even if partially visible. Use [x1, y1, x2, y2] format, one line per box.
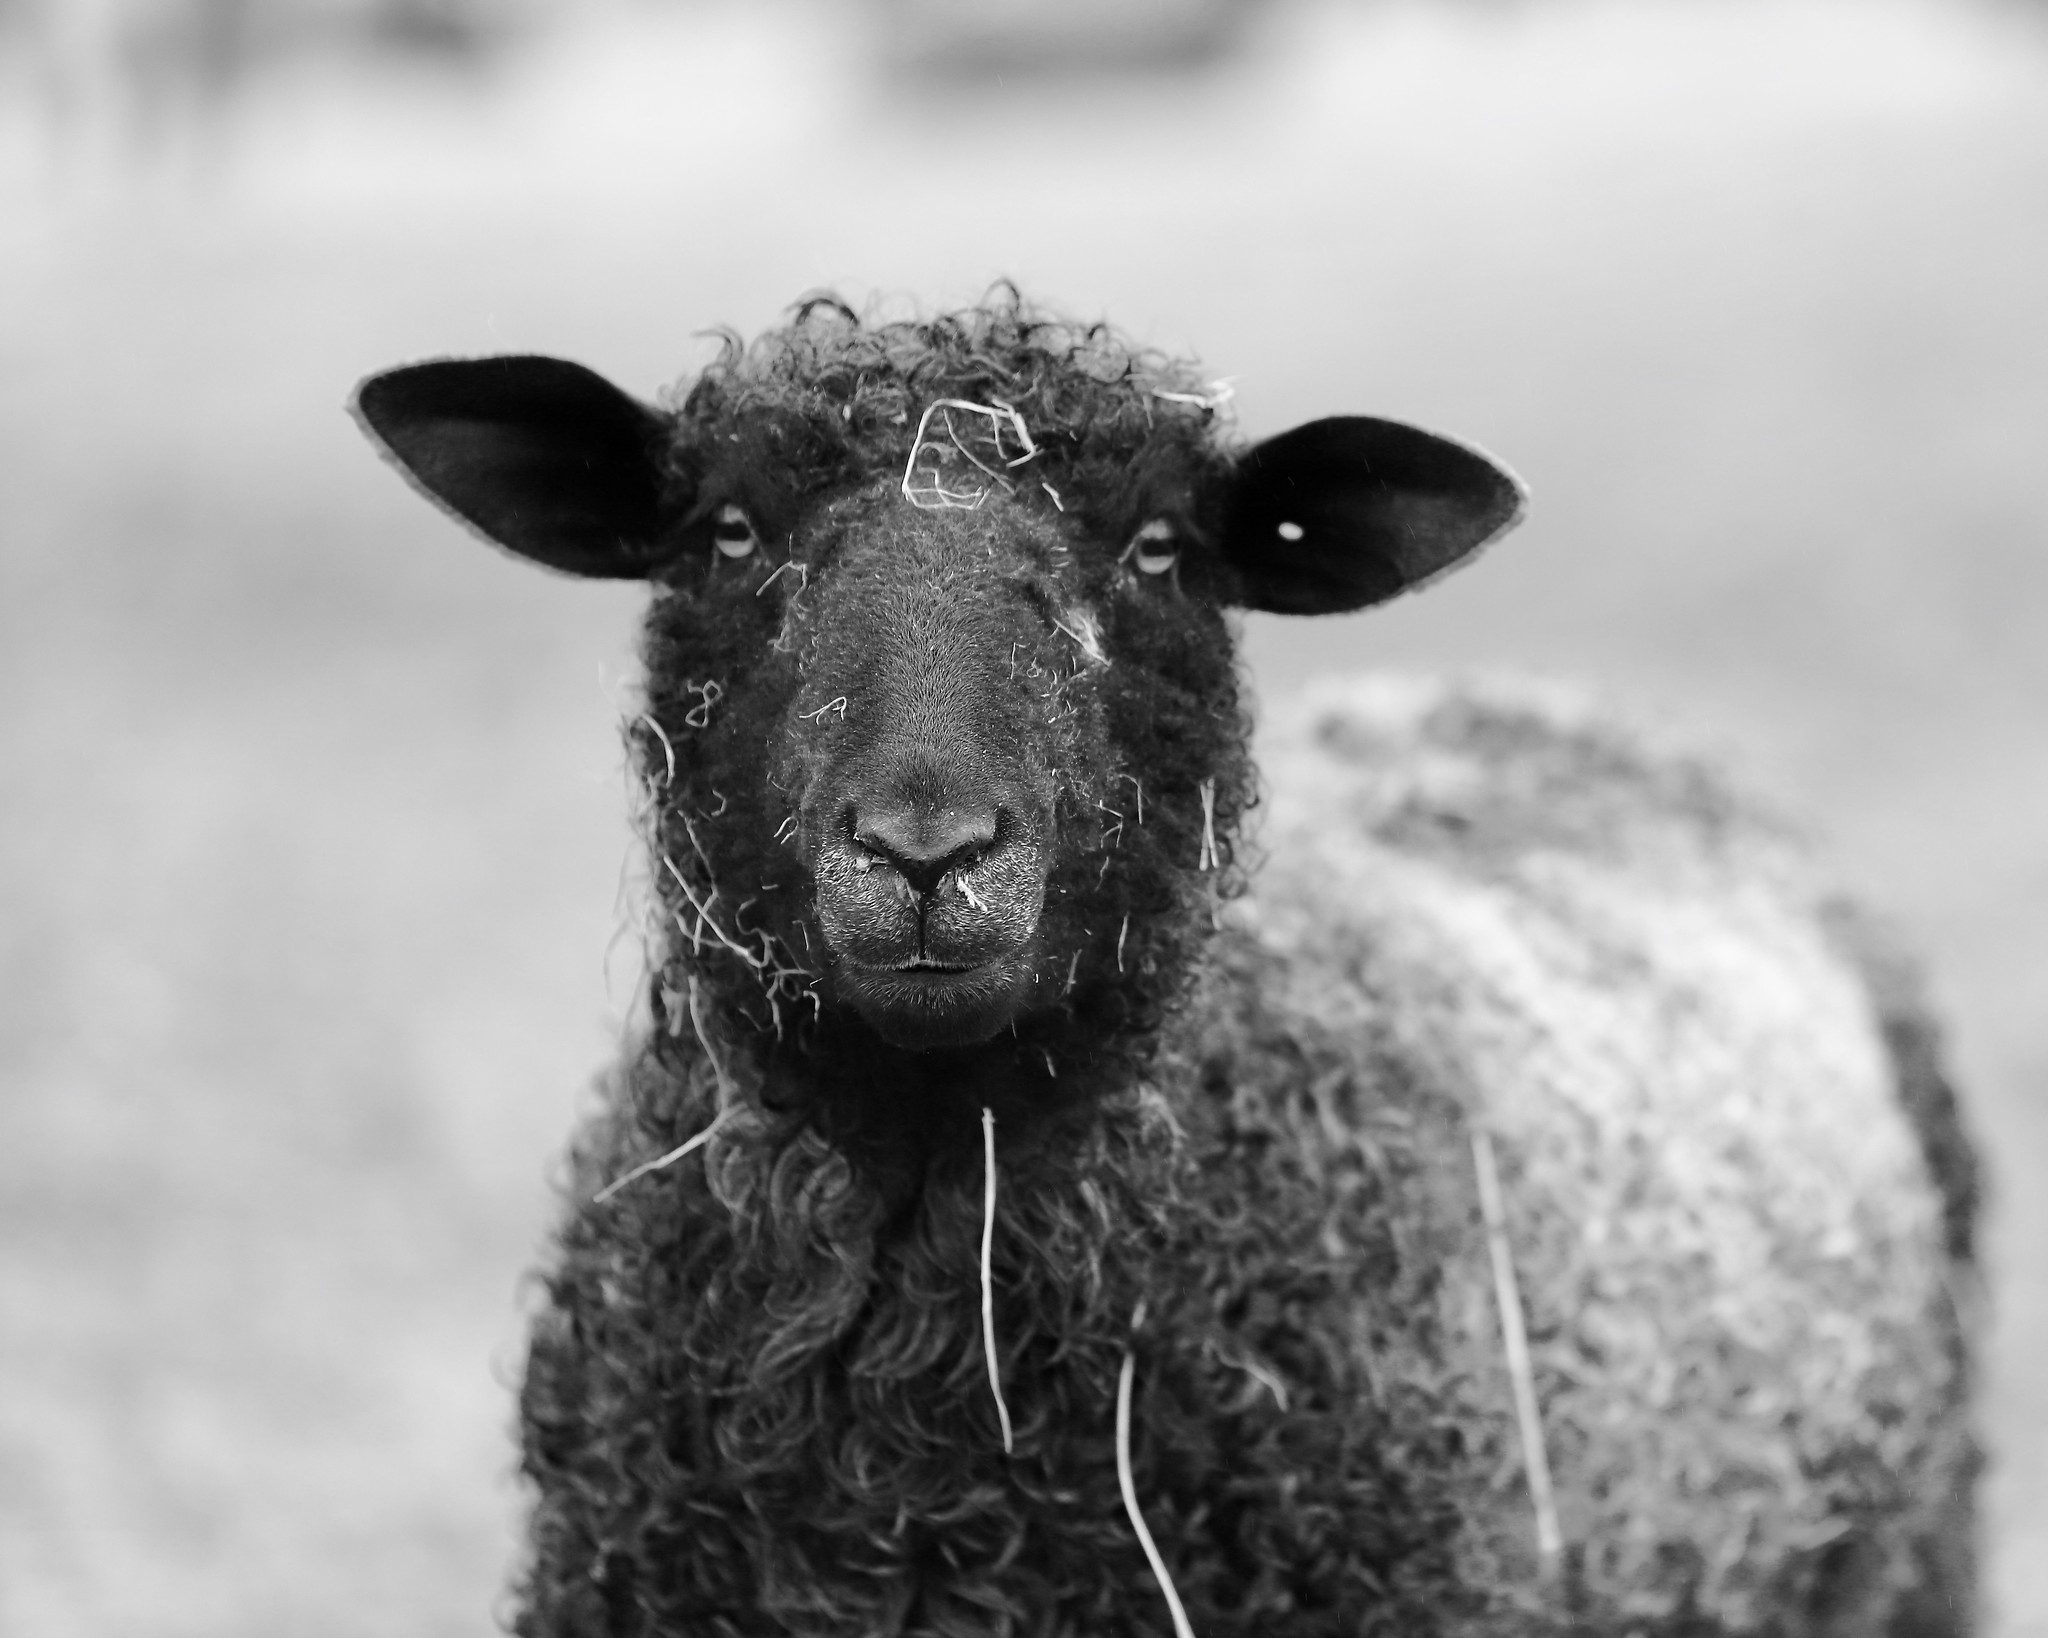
[672, 288, 1230, 476]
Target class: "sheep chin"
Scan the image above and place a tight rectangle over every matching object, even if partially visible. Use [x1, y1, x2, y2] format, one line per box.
[831, 957, 1037, 1052]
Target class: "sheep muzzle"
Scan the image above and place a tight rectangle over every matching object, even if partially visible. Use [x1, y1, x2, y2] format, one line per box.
[783, 498, 1072, 1050]
[810, 783, 1051, 1048]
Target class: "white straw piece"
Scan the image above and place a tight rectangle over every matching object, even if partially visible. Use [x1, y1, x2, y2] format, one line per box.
[980, 1107, 1015, 1455]
[1116, 1333, 1197, 1638]
[634, 712, 677, 786]
[688, 976, 736, 1105]
[1151, 378, 1236, 413]
[1470, 1126, 1563, 1575]
[660, 855, 765, 971]
[901, 398, 1038, 510]
[592, 978, 736, 1204]
[592, 1112, 727, 1204]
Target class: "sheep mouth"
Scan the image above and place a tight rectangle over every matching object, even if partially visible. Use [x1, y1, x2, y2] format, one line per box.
[832, 956, 1034, 1051]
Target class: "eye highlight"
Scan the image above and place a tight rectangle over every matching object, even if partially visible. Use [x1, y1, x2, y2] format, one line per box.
[1124, 520, 1179, 577]
[711, 504, 760, 559]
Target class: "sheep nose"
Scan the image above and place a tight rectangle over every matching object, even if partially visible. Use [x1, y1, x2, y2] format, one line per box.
[851, 800, 999, 898]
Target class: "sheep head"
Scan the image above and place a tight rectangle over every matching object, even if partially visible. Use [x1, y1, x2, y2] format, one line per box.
[352, 302, 1524, 1085]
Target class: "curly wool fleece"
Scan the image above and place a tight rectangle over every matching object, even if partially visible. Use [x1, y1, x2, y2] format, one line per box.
[381, 298, 1980, 1637]
[524, 680, 1972, 1638]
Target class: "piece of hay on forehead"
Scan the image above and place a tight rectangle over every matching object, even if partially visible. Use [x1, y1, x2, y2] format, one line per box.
[1249, 674, 1961, 1627]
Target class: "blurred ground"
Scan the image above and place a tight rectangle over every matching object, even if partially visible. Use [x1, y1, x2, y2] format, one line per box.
[2, 0, 2044, 1632]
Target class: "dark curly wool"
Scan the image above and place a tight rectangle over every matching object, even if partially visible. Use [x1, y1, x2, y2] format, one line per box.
[525, 300, 1396, 1635]
[527, 985, 1490, 1638]
[350, 294, 1976, 1638]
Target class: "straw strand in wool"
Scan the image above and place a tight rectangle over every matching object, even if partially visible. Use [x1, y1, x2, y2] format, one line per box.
[592, 979, 734, 1204]
[981, 1106, 1015, 1455]
[1471, 1126, 1561, 1573]
[1117, 1300, 1197, 1638]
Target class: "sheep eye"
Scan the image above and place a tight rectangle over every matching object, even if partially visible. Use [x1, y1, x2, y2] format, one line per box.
[1126, 520, 1178, 576]
[711, 505, 760, 559]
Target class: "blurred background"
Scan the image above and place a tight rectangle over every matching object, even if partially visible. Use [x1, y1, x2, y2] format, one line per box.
[2, 0, 2044, 1632]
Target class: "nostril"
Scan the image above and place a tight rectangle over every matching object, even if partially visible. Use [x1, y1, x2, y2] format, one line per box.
[850, 801, 1000, 898]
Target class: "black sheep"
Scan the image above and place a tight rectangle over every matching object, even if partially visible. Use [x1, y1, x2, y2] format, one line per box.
[353, 293, 1976, 1637]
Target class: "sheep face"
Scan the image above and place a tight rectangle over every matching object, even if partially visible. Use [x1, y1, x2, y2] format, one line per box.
[764, 484, 1133, 1052]
[351, 306, 1525, 1096]
[634, 463, 1249, 1059]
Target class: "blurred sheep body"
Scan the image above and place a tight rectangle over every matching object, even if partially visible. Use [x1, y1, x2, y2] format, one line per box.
[1251, 674, 1975, 1634]
[353, 296, 1974, 1637]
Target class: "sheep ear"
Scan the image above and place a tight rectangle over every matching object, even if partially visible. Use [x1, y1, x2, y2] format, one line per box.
[1222, 416, 1526, 614]
[351, 356, 673, 578]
